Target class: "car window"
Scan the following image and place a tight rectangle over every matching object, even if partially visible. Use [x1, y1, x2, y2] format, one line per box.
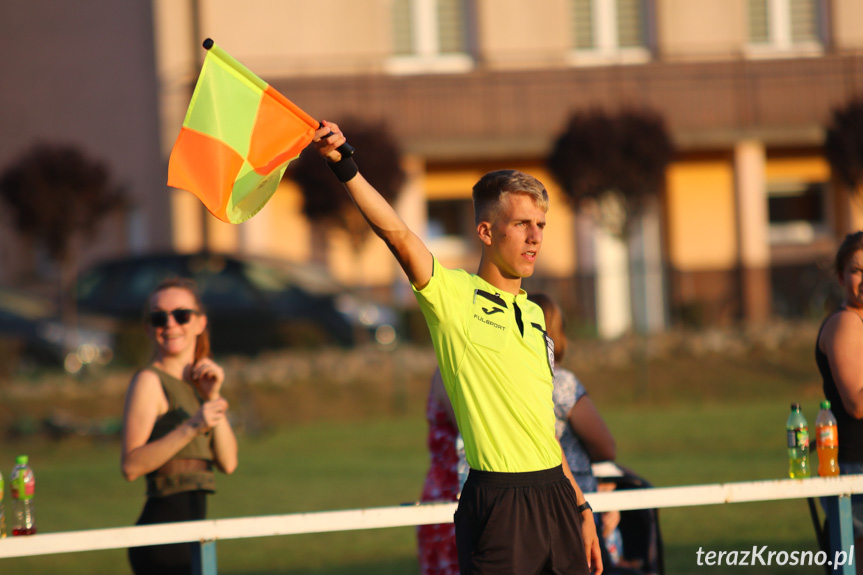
[244, 259, 342, 295]
[126, 264, 184, 302]
[76, 268, 109, 303]
[197, 264, 260, 310]
[242, 261, 290, 293]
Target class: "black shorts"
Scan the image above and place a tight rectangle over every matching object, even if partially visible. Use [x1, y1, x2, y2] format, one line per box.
[454, 465, 590, 575]
[128, 490, 208, 575]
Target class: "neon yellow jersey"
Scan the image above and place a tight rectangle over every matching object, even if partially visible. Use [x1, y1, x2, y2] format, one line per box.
[413, 257, 561, 472]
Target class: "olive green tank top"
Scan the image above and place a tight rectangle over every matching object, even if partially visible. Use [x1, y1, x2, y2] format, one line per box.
[145, 366, 216, 497]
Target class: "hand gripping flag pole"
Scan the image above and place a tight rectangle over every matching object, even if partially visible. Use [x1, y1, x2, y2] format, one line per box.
[168, 38, 354, 224]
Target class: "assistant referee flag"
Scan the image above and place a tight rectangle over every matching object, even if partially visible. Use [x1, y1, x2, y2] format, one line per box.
[168, 39, 318, 224]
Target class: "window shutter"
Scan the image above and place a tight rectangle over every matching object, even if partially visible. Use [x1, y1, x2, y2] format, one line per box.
[573, 0, 595, 49]
[616, 0, 645, 48]
[393, 0, 415, 55]
[437, 0, 468, 54]
[790, 0, 819, 43]
[748, 0, 770, 44]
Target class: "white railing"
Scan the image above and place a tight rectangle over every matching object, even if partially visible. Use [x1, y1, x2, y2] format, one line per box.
[1, 475, 860, 574]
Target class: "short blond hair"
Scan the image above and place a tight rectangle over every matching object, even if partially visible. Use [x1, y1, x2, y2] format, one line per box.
[472, 170, 549, 225]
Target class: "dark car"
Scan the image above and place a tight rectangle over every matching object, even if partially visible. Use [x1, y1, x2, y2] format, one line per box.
[0, 287, 114, 371]
[74, 252, 398, 356]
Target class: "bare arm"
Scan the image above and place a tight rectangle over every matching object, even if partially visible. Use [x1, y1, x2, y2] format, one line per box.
[315, 122, 433, 289]
[568, 395, 616, 462]
[208, 415, 238, 474]
[192, 359, 238, 474]
[561, 445, 603, 575]
[821, 311, 863, 418]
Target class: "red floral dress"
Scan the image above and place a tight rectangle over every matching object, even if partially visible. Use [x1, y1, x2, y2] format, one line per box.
[417, 389, 460, 575]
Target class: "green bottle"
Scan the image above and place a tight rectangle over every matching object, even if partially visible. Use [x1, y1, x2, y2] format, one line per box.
[787, 403, 810, 478]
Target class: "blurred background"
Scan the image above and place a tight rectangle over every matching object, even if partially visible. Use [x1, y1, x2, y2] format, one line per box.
[1, 1, 863, 573]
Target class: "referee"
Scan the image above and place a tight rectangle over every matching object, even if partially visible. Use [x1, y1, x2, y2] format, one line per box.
[315, 122, 601, 575]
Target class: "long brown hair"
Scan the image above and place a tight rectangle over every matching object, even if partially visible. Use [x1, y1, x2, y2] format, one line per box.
[146, 277, 211, 363]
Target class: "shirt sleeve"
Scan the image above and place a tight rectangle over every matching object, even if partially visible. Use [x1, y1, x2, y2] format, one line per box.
[412, 256, 473, 331]
[412, 256, 443, 326]
[552, 368, 579, 421]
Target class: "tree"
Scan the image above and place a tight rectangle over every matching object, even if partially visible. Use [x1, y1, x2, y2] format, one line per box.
[289, 118, 405, 249]
[825, 96, 863, 195]
[548, 108, 674, 337]
[0, 143, 125, 345]
[289, 119, 406, 347]
[548, 108, 674, 237]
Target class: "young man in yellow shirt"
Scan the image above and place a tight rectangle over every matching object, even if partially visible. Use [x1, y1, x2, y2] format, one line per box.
[315, 122, 601, 575]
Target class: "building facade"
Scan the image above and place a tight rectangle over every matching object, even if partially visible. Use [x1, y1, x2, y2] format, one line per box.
[3, 0, 863, 335]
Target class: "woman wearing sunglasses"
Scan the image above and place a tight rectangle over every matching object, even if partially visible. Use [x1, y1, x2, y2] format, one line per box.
[121, 277, 238, 575]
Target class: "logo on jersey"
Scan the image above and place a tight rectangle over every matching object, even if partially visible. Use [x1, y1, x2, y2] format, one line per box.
[482, 307, 504, 316]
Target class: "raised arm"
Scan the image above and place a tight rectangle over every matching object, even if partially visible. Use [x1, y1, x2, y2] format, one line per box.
[314, 121, 433, 289]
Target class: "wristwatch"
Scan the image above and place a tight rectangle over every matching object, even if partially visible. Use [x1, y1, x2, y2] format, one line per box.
[577, 501, 592, 514]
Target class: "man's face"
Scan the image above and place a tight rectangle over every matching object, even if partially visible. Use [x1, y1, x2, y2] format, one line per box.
[485, 193, 546, 280]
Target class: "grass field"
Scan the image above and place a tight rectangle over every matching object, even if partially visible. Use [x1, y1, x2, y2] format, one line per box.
[0, 321, 836, 574]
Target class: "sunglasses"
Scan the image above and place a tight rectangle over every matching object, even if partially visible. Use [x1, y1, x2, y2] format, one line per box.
[149, 308, 200, 328]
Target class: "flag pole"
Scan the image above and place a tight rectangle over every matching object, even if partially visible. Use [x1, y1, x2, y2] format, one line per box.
[202, 39, 355, 158]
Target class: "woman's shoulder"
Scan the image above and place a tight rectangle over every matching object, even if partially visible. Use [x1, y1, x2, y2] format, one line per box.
[123, 368, 170, 413]
[824, 308, 863, 330]
[128, 367, 164, 390]
[821, 308, 863, 345]
[554, 367, 578, 385]
[552, 368, 581, 401]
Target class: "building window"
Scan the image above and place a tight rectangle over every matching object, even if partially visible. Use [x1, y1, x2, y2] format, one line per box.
[426, 198, 475, 259]
[427, 199, 474, 238]
[570, 0, 651, 64]
[388, 0, 473, 74]
[747, 0, 824, 54]
[767, 181, 829, 244]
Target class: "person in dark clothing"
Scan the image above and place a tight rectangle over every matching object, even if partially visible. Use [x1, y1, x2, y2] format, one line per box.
[816, 230, 863, 573]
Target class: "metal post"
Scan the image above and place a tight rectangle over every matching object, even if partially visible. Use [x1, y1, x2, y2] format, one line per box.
[192, 540, 218, 575]
[826, 495, 855, 575]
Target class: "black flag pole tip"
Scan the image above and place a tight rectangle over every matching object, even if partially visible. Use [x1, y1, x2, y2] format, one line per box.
[203, 38, 214, 50]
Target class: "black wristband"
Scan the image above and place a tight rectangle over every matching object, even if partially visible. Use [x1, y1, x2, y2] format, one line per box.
[577, 501, 592, 514]
[327, 156, 358, 183]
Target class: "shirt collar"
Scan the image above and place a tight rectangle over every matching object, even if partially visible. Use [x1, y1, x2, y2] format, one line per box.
[473, 274, 527, 303]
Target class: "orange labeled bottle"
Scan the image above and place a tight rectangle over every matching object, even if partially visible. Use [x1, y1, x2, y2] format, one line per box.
[816, 400, 839, 477]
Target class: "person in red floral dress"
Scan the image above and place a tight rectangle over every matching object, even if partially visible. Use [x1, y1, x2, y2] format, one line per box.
[417, 368, 460, 575]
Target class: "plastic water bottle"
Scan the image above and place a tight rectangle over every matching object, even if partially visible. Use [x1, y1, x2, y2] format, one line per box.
[10, 455, 36, 536]
[816, 400, 840, 477]
[787, 403, 810, 478]
[0, 468, 6, 538]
